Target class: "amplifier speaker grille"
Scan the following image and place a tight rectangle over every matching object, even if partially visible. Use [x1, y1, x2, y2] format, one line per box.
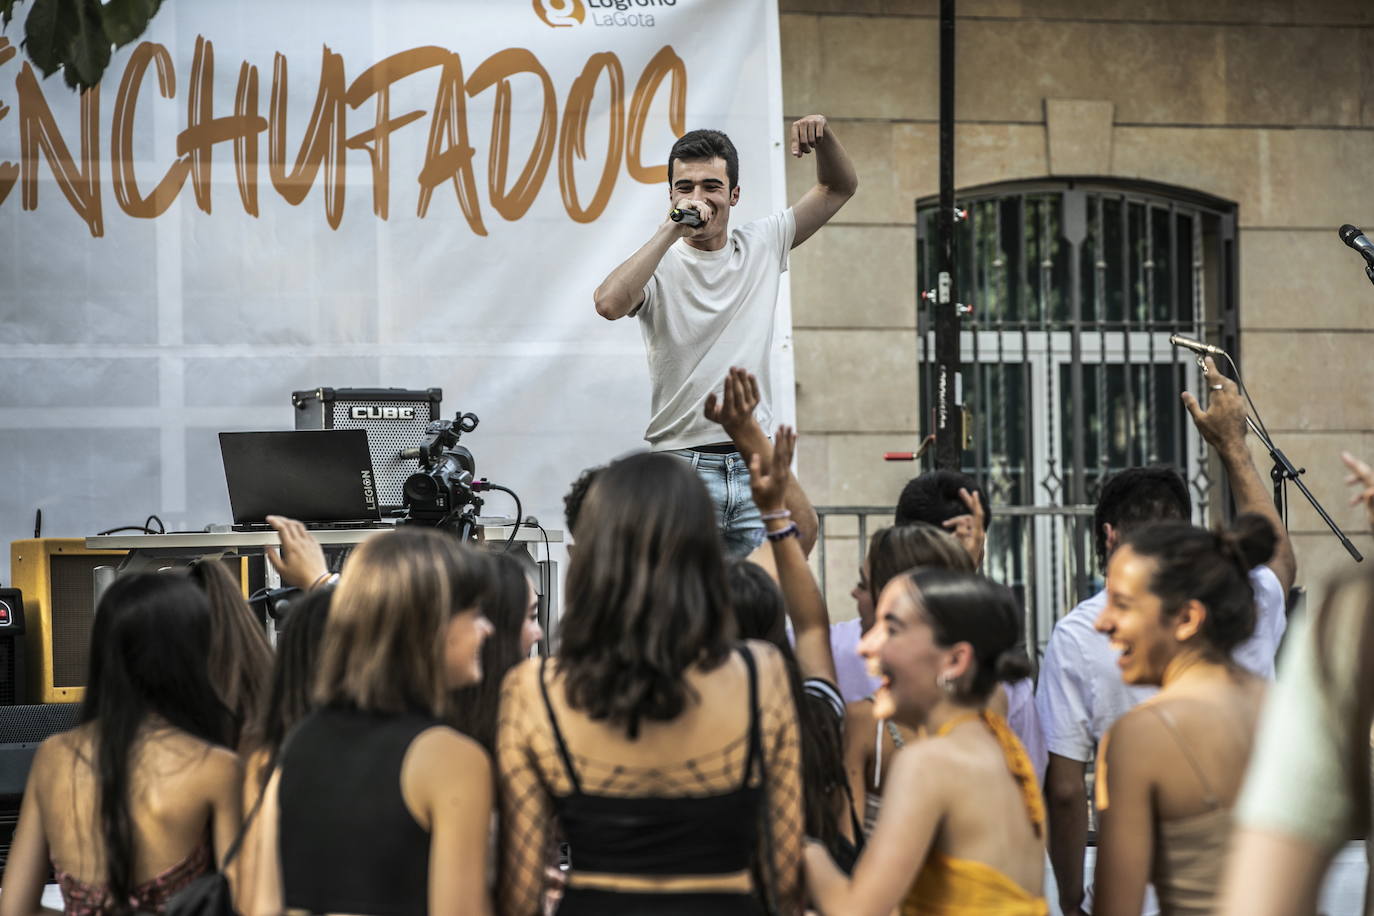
[293, 388, 442, 512]
[50, 556, 103, 689]
[329, 400, 436, 510]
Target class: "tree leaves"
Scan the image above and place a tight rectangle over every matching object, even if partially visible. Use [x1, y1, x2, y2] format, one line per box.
[21, 0, 68, 78]
[64, 0, 109, 89]
[9, 0, 165, 91]
[102, 0, 161, 48]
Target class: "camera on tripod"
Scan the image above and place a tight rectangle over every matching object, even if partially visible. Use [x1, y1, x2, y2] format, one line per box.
[400, 411, 483, 536]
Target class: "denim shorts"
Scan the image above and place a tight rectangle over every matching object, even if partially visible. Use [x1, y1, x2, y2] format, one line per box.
[665, 448, 765, 558]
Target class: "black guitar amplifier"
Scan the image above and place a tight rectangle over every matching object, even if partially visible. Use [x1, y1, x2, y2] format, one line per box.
[291, 387, 443, 513]
[0, 589, 25, 707]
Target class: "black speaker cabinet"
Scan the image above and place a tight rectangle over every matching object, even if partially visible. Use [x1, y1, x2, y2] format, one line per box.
[0, 589, 25, 706]
[291, 387, 442, 513]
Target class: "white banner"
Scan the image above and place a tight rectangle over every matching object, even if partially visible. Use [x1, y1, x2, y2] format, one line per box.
[0, 0, 791, 578]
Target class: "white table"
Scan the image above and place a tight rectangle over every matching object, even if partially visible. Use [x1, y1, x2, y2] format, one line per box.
[85, 522, 563, 651]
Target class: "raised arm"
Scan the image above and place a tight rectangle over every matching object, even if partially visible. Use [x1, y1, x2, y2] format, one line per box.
[749, 426, 837, 686]
[705, 367, 819, 554]
[1182, 356, 1297, 595]
[593, 207, 703, 320]
[788, 115, 858, 249]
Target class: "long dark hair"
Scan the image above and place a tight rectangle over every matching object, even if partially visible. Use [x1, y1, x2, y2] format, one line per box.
[450, 553, 533, 753]
[726, 559, 849, 860]
[79, 574, 233, 913]
[245, 585, 333, 788]
[185, 559, 273, 749]
[904, 568, 1028, 701]
[559, 452, 734, 738]
[1120, 513, 1277, 659]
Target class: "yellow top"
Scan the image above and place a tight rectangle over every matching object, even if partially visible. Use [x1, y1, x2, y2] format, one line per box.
[900, 710, 1048, 916]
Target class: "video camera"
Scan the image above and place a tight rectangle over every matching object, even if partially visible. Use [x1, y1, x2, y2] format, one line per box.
[400, 411, 483, 538]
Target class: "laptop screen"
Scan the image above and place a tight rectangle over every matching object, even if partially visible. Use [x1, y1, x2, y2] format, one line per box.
[219, 430, 382, 525]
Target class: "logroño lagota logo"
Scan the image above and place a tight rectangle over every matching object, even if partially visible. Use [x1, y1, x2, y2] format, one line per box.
[532, 0, 585, 27]
[533, 0, 677, 29]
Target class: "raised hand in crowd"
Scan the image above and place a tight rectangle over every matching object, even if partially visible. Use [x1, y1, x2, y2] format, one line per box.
[706, 366, 819, 555]
[265, 515, 330, 590]
[1341, 450, 1374, 532]
[748, 425, 837, 686]
[939, 487, 987, 569]
[1181, 356, 1296, 596]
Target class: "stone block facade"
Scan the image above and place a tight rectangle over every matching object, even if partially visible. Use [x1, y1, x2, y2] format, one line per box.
[780, 3, 1374, 617]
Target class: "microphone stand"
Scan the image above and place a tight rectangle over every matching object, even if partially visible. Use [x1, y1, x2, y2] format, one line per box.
[1243, 402, 1362, 562]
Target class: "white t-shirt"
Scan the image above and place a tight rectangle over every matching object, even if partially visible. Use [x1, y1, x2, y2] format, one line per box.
[1037, 564, 1286, 764]
[636, 210, 796, 451]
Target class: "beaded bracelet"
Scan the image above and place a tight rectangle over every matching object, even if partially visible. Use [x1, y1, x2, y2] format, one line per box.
[765, 521, 800, 542]
[759, 508, 792, 522]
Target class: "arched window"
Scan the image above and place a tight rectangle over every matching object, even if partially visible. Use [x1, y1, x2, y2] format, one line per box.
[916, 179, 1239, 651]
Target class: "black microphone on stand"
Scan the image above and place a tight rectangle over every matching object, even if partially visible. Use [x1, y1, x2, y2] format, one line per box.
[1339, 225, 1374, 264]
[1338, 224, 1374, 288]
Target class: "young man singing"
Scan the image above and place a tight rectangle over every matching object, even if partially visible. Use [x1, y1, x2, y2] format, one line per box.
[593, 117, 857, 555]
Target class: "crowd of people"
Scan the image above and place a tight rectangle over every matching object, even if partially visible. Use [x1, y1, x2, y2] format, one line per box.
[2, 117, 1372, 916]
[2, 356, 1370, 916]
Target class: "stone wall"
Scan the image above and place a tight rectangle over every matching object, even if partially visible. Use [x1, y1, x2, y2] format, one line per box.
[779, 1, 1374, 616]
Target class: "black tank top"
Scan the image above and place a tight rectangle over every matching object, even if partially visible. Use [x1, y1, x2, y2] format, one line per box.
[279, 704, 439, 916]
[538, 646, 765, 877]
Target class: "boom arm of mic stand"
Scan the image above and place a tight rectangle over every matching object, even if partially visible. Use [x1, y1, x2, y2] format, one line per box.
[1244, 416, 1363, 562]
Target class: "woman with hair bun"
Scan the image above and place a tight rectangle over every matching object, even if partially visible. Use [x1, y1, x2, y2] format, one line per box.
[1090, 513, 1278, 916]
[806, 568, 1047, 915]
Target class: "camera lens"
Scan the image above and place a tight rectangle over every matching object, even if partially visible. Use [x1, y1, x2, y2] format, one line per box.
[403, 472, 439, 504]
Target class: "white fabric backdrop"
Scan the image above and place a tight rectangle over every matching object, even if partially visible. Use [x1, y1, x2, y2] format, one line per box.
[0, 0, 792, 580]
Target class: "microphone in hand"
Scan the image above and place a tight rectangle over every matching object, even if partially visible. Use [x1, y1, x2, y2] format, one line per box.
[1168, 334, 1225, 357]
[670, 207, 703, 228]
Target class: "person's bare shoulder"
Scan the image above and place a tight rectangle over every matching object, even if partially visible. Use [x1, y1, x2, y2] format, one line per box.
[410, 724, 491, 772]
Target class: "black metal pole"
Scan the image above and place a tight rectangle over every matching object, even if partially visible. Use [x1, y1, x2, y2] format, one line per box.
[934, 0, 961, 471]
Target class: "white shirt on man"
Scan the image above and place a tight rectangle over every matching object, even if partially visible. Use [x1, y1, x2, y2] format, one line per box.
[636, 209, 795, 451]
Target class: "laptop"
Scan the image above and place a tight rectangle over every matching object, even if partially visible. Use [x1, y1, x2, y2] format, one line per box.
[219, 430, 384, 530]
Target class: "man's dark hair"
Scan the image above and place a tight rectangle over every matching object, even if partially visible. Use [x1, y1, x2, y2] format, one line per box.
[668, 129, 739, 189]
[894, 470, 992, 531]
[563, 465, 605, 538]
[1092, 466, 1191, 569]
